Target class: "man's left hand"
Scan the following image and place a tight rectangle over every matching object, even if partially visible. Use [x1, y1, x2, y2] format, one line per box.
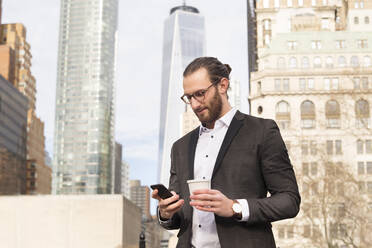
[189, 189, 234, 217]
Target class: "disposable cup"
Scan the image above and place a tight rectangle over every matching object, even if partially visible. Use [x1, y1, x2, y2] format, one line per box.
[187, 179, 211, 195]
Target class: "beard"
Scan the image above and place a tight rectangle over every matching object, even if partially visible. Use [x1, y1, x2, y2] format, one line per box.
[193, 87, 223, 126]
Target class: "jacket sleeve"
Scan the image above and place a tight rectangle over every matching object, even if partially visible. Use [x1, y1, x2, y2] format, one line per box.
[158, 144, 182, 229]
[246, 119, 301, 224]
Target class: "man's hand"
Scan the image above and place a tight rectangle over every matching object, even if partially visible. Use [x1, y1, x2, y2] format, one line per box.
[152, 189, 184, 220]
[189, 189, 234, 217]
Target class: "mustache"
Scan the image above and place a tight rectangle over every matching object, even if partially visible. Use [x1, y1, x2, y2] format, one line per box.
[194, 106, 208, 113]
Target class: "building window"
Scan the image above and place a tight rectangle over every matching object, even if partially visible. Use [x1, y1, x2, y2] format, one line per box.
[311, 40, 322, 49]
[287, 41, 297, 50]
[326, 100, 341, 128]
[357, 39, 368, 48]
[322, 0, 327, 5]
[336, 40, 346, 49]
[263, 19, 271, 30]
[263, 0, 269, 8]
[355, 99, 371, 128]
[321, 18, 330, 29]
[283, 78, 289, 91]
[275, 79, 281, 91]
[301, 100, 315, 128]
[277, 57, 286, 69]
[361, 77, 369, 89]
[365, 16, 370, 24]
[354, 77, 361, 89]
[354, 17, 359, 24]
[357, 139, 364, 154]
[287, 0, 293, 7]
[276, 101, 290, 129]
[289, 57, 297, 68]
[298, 0, 304, 6]
[364, 56, 371, 67]
[338, 56, 346, 67]
[351, 56, 359, 67]
[314, 57, 322, 68]
[311, 0, 316, 6]
[358, 162, 372, 175]
[302, 56, 310, 68]
[275, 0, 280, 8]
[326, 56, 334, 68]
[326, 140, 342, 155]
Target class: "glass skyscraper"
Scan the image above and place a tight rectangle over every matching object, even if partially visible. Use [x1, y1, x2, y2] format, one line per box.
[52, 0, 118, 194]
[158, 5, 206, 186]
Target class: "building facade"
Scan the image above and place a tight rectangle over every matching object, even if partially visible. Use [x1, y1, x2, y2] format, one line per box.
[114, 142, 122, 194]
[53, 0, 118, 194]
[0, 195, 142, 248]
[129, 180, 151, 220]
[158, 5, 206, 186]
[0, 75, 28, 195]
[0, 22, 50, 195]
[250, 0, 372, 247]
[121, 161, 130, 198]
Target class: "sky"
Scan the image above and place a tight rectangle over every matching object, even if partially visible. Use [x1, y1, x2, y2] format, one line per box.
[2, 0, 248, 211]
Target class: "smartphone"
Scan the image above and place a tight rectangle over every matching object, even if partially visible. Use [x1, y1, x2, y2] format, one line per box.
[150, 184, 173, 199]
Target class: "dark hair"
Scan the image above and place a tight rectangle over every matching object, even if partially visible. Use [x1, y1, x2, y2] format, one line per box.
[183, 57, 232, 84]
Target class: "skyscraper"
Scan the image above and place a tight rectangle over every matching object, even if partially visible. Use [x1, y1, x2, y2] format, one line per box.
[158, 5, 206, 186]
[53, 0, 118, 194]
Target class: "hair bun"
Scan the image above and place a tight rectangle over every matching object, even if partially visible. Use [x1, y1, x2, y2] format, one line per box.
[224, 64, 232, 75]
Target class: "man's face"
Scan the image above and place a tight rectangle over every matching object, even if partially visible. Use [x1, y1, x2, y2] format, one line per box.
[183, 68, 223, 126]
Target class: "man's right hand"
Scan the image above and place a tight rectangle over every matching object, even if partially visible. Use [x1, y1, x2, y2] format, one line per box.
[152, 189, 184, 220]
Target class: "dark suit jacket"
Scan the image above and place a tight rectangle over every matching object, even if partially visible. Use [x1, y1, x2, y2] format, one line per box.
[159, 111, 301, 248]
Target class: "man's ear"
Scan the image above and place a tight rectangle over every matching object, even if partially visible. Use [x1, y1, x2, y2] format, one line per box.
[218, 78, 230, 94]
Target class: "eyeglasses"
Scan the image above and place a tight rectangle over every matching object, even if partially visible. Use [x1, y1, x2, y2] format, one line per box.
[180, 83, 215, 104]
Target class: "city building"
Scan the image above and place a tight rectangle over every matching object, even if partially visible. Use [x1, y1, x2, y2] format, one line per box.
[26, 159, 52, 195]
[52, 0, 118, 194]
[0, 75, 28, 195]
[114, 142, 122, 194]
[0, 195, 142, 248]
[0, 22, 50, 195]
[129, 180, 151, 220]
[158, 4, 206, 186]
[250, 0, 372, 247]
[121, 161, 130, 198]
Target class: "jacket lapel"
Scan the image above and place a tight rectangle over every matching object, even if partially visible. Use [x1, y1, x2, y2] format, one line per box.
[188, 127, 199, 180]
[212, 111, 244, 178]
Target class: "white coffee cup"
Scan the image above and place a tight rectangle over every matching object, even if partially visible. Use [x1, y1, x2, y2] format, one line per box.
[187, 179, 211, 195]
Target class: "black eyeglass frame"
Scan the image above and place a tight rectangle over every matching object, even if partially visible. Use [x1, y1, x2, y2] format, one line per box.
[180, 79, 221, 104]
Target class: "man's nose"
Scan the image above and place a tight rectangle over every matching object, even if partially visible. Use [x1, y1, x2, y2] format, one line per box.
[190, 97, 201, 109]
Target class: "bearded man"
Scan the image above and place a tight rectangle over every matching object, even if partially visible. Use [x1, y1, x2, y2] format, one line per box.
[152, 57, 301, 248]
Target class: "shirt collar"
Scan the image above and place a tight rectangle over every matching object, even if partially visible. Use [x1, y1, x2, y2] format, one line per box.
[199, 108, 237, 134]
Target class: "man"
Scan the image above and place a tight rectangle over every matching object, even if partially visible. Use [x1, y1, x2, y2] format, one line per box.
[152, 57, 300, 248]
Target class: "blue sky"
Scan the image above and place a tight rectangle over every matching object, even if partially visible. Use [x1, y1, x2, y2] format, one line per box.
[3, 0, 248, 213]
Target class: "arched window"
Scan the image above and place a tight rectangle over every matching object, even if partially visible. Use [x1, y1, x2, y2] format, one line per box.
[277, 57, 286, 69]
[325, 100, 340, 128]
[314, 57, 322, 68]
[289, 57, 297, 68]
[326, 56, 334, 68]
[338, 56, 346, 67]
[276, 101, 290, 129]
[351, 56, 359, 67]
[364, 56, 371, 67]
[301, 100, 315, 128]
[302, 57, 310, 68]
[355, 99, 370, 128]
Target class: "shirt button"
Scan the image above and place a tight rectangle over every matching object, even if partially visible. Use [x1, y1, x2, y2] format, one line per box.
[206, 155, 208, 158]
[199, 224, 202, 228]
[211, 135, 214, 138]
[203, 177, 205, 179]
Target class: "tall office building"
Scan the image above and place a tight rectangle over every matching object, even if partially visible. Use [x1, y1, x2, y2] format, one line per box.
[121, 161, 130, 198]
[0, 75, 28, 195]
[158, 4, 206, 186]
[53, 0, 118, 194]
[250, 0, 372, 247]
[0, 21, 50, 195]
[247, 0, 258, 112]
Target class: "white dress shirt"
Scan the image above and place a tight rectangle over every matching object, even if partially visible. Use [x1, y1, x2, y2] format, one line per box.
[191, 107, 249, 248]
